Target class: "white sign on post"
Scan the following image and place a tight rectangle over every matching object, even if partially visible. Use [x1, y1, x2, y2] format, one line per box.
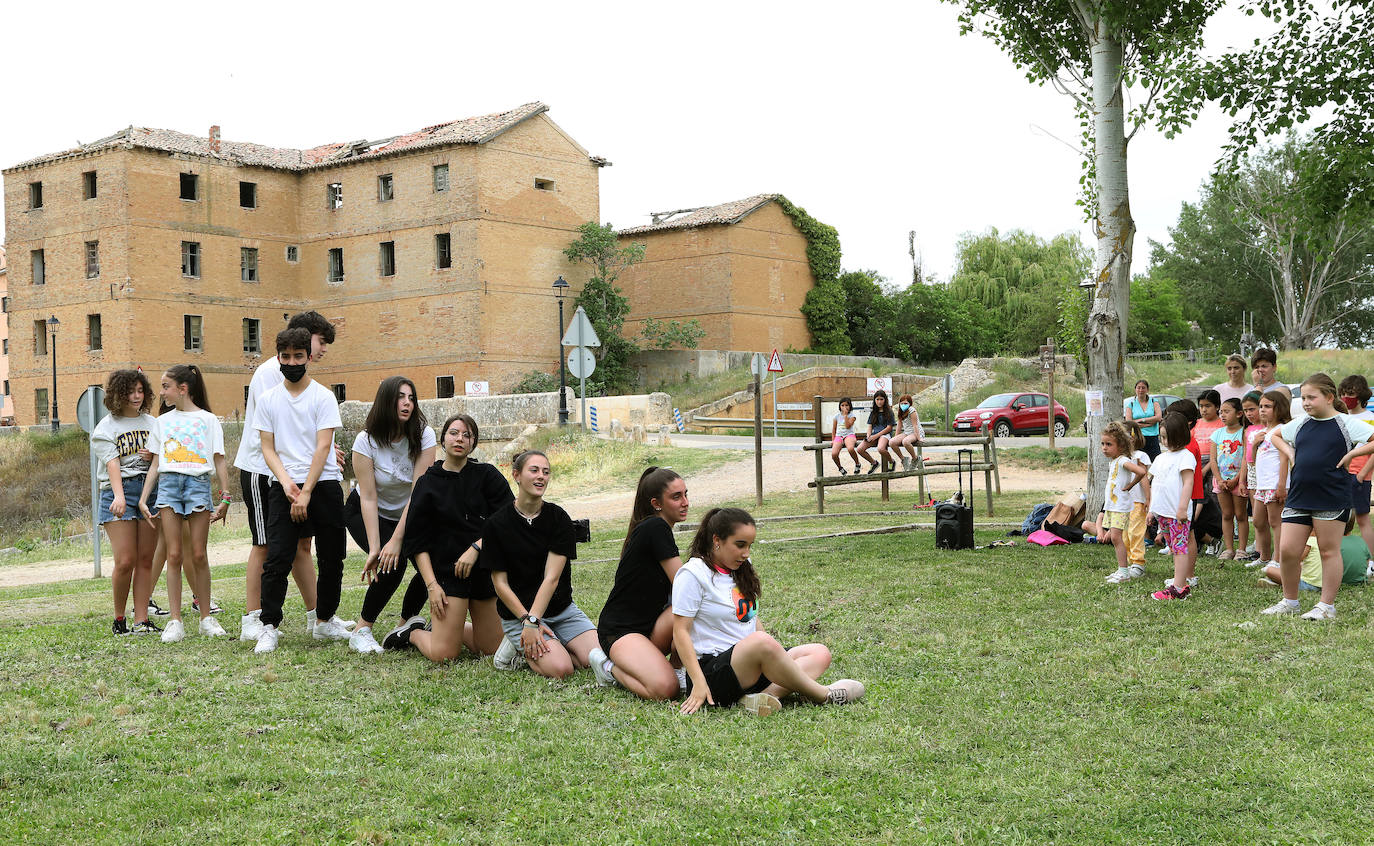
[767, 349, 783, 373]
[561, 306, 601, 431]
[866, 376, 893, 396]
[561, 306, 601, 348]
[78, 386, 108, 578]
[464, 381, 489, 397]
[750, 353, 767, 380]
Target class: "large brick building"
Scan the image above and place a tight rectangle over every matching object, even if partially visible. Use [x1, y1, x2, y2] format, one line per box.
[617, 195, 816, 354]
[1, 102, 605, 425]
[0, 247, 11, 421]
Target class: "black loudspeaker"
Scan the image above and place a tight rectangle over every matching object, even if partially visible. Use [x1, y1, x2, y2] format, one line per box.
[935, 449, 975, 550]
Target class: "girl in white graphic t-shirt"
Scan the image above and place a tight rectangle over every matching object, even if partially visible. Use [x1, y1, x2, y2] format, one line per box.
[139, 365, 231, 644]
[671, 507, 865, 716]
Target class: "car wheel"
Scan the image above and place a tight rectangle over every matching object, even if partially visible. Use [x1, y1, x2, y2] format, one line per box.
[994, 420, 1012, 439]
[1054, 418, 1068, 439]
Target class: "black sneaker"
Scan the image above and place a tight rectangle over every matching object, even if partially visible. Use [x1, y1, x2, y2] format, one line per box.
[147, 600, 170, 617]
[130, 619, 163, 635]
[382, 618, 426, 651]
[191, 599, 223, 615]
[112, 618, 130, 636]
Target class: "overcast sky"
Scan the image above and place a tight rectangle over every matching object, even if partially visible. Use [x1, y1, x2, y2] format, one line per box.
[4, 1, 1277, 285]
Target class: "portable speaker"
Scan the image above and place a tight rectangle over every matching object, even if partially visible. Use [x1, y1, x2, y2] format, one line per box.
[935, 449, 975, 550]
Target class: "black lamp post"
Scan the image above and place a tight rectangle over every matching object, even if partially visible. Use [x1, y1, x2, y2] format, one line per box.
[553, 275, 570, 426]
[47, 314, 60, 431]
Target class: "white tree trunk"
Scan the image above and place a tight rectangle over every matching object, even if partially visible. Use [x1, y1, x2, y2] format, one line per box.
[1084, 32, 1135, 517]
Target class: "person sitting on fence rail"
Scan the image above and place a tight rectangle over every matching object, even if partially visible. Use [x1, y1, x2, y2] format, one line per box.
[889, 394, 926, 472]
[829, 398, 861, 475]
[854, 389, 895, 475]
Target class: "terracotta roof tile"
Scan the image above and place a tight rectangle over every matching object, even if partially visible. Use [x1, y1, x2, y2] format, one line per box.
[5, 103, 551, 172]
[617, 194, 779, 236]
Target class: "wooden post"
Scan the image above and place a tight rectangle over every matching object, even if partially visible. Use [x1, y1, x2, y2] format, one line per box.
[754, 370, 763, 507]
[813, 395, 825, 514]
[916, 439, 926, 504]
[988, 427, 1002, 494]
[981, 424, 994, 516]
[1046, 336, 1057, 449]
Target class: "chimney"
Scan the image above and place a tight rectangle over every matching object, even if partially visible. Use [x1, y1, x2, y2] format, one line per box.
[209, 125, 221, 154]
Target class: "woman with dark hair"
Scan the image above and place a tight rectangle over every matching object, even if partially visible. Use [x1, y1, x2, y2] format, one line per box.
[595, 466, 690, 700]
[345, 376, 436, 654]
[91, 368, 160, 635]
[673, 507, 864, 715]
[384, 413, 512, 660]
[1125, 380, 1164, 459]
[854, 389, 895, 474]
[481, 450, 605, 680]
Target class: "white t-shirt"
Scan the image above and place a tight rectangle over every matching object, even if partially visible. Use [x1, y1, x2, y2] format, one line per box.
[90, 412, 157, 489]
[671, 557, 757, 657]
[899, 412, 924, 438]
[152, 409, 225, 478]
[1276, 413, 1374, 448]
[1148, 448, 1197, 520]
[234, 357, 283, 476]
[255, 380, 343, 485]
[832, 412, 855, 438]
[1214, 382, 1254, 404]
[1253, 427, 1284, 490]
[1103, 455, 1135, 514]
[1130, 449, 1152, 507]
[352, 427, 436, 520]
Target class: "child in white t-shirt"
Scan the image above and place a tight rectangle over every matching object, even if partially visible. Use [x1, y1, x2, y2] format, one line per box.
[1097, 422, 1150, 583]
[1148, 414, 1198, 601]
[671, 507, 864, 716]
[138, 365, 231, 643]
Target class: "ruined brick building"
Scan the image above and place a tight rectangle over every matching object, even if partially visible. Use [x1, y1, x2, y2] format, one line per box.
[1, 104, 816, 426]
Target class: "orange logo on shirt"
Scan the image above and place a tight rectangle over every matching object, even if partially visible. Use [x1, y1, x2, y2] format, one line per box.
[162, 438, 207, 465]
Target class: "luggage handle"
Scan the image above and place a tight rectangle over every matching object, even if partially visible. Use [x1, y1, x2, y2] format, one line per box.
[958, 448, 974, 501]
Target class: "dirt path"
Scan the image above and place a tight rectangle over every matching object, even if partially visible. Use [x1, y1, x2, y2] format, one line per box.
[0, 455, 1083, 589]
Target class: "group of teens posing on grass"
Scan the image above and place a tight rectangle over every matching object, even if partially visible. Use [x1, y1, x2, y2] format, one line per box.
[1087, 368, 1374, 620]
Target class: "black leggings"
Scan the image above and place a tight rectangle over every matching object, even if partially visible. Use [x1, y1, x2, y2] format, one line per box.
[345, 490, 427, 624]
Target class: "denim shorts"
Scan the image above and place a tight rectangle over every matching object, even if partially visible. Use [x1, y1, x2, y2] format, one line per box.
[99, 475, 147, 524]
[155, 472, 213, 517]
[500, 602, 597, 652]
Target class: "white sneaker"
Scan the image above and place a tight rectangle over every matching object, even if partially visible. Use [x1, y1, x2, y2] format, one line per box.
[255, 624, 280, 653]
[1106, 566, 1144, 583]
[675, 667, 688, 693]
[349, 626, 384, 655]
[330, 616, 356, 631]
[160, 619, 185, 643]
[313, 617, 351, 641]
[741, 692, 782, 716]
[492, 636, 526, 670]
[588, 647, 618, 687]
[305, 609, 317, 635]
[1260, 600, 1301, 616]
[198, 616, 229, 638]
[1105, 568, 1131, 583]
[1301, 604, 1336, 621]
[1244, 557, 1265, 569]
[1158, 546, 1171, 556]
[825, 679, 866, 705]
[239, 610, 263, 642]
[1164, 577, 1199, 589]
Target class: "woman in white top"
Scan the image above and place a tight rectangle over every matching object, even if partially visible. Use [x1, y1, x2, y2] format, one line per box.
[346, 376, 437, 654]
[672, 507, 865, 715]
[829, 397, 860, 475]
[1214, 354, 1253, 404]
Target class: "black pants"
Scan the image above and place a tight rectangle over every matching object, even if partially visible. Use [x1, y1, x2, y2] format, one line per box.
[261, 480, 346, 628]
[345, 489, 427, 623]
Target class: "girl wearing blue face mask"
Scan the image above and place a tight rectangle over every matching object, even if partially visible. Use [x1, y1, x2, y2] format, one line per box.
[889, 393, 926, 472]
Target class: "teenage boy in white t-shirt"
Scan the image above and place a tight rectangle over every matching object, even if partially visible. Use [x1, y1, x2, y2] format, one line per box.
[252, 327, 349, 654]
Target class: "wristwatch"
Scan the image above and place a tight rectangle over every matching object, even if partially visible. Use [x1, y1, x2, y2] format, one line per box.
[523, 614, 539, 627]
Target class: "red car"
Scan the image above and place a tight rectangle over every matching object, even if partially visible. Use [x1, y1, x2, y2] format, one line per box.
[953, 392, 1069, 438]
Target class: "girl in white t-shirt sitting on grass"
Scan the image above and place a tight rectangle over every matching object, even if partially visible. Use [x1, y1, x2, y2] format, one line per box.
[345, 376, 437, 654]
[138, 365, 231, 642]
[672, 507, 865, 716]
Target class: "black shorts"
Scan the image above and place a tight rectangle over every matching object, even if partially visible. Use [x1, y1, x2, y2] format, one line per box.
[686, 645, 771, 707]
[1353, 477, 1371, 516]
[436, 567, 496, 600]
[241, 469, 272, 546]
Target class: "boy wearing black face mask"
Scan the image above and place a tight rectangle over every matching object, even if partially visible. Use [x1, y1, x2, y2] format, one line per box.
[251, 327, 349, 654]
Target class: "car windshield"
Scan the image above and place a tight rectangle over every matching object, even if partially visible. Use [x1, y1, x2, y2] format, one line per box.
[977, 393, 1018, 409]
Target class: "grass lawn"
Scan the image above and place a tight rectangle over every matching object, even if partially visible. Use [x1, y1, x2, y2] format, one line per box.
[4, 484, 1373, 843]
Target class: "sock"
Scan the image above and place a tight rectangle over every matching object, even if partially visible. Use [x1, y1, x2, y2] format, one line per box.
[1283, 597, 1300, 608]
[1317, 601, 1334, 612]
[115, 615, 125, 622]
[1115, 567, 1130, 577]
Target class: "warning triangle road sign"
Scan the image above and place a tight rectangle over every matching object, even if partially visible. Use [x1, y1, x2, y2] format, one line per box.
[766, 349, 784, 372]
[561, 306, 602, 348]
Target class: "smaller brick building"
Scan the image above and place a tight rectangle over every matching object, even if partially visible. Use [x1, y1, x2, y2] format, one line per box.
[617, 194, 815, 353]
[0, 247, 10, 421]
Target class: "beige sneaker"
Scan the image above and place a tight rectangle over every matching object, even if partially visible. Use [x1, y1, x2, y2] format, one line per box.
[741, 692, 782, 716]
[824, 679, 865, 705]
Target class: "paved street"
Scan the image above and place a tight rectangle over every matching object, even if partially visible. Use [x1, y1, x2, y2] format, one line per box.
[664, 432, 1091, 453]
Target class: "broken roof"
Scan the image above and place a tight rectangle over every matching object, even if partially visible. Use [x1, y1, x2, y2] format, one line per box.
[617, 194, 780, 236]
[5, 102, 556, 172]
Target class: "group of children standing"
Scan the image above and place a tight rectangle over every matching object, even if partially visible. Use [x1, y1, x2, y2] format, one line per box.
[1091, 350, 1374, 620]
[92, 311, 865, 715]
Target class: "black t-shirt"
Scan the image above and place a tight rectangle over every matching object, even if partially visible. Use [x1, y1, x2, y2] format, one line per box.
[404, 460, 514, 572]
[480, 501, 577, 621]
[868, 405, 894, 435]
[596, 516, 680, 637]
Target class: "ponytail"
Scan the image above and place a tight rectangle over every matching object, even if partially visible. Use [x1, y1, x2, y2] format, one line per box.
[163, 364, 212, 413]
[688, 507, 760, 603]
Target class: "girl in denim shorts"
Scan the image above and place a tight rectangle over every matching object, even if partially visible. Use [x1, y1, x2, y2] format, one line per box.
[91, 369, 160, 636]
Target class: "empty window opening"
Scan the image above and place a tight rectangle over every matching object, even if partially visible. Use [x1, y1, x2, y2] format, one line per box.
[35, 390, 49, 425]
[332, 384, 347, 402]
[184, 314, 203, 351]
[534, 178, 555, 191]
[83, 171, 98, 200]
[180, 172, 199, 201]
[327, 182, 343, 209]
[433, 164, 449, 192]
[379, 241, 396, 277]
[328, 248, 345, 283]
[241, 247, 259, 282]
[436, 376, 455, 399]
[88, 314, 103, 351]
[435, 233, 452, 269]
[243, 318, 261, 354]
[377, 174, 394, 202]
[28, 182, 43, 209]
[31, 250, 45, 285]
[240, 181, 257, 208]
[34, 321, 49, 356]
[182, 241, 201, 278]
[85, 241, 100, 278]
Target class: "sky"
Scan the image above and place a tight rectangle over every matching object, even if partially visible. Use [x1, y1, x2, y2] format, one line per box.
[2, 1, 1278, 285]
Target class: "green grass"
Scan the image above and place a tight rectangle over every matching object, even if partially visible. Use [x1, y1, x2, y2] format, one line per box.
[5, 483, 1374, 843]
[653, 366, 757, 413]
[999, 445, 1090, 472]
[525, 428, 745, 493]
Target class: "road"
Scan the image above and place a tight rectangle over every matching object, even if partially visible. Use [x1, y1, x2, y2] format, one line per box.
[665, 433, 1091, 453]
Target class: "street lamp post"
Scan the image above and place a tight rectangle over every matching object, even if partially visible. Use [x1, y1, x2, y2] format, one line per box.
[47, 314, 60, 431]
[553, 276, 570, 426]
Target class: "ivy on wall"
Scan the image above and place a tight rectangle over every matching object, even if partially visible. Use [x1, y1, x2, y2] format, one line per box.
[777, 195, 851, 354]
[775, 195, 841, 283]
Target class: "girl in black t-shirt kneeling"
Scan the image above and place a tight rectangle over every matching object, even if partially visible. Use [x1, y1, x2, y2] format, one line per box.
[595, 467, 690, 700]
[481, 450, 607, 681]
